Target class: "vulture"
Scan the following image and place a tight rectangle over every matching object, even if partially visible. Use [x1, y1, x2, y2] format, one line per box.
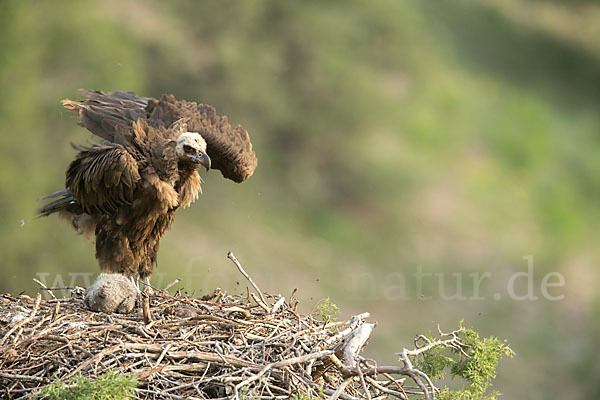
[38, 90, 257, 291]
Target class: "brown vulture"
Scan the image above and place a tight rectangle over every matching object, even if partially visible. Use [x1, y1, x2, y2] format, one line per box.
[38, 90, 257, 291]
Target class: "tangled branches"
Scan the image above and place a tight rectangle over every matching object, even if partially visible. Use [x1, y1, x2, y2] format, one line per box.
[0, 254, 511, 399]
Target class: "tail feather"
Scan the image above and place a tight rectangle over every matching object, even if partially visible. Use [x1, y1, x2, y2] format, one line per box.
[36, 189, 95, 241]
[38, 188, 70, 201]
[36, 189, 79, 218]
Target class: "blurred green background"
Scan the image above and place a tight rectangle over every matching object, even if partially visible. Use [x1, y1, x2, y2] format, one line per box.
[1, 0, 599, 398]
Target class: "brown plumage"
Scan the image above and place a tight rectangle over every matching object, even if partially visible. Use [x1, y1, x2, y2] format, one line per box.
[38, 90, 257, 289]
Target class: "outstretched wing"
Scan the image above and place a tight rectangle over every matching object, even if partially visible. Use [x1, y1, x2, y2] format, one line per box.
[146, 95, 257, 183]
[62, 90, 148, 143]
[63, 90, 258, 183]
[66, 144, 141, 215]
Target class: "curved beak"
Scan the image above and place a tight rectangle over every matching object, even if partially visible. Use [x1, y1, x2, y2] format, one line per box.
[195, 150, 211, 171]
[198, 150, 210, 171]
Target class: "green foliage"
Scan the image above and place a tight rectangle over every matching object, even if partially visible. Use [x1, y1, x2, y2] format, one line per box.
[291, 391, 324, 400]
[314, 297, 340, 322]
[238, 387, 259, 399]
[416, 323, 514, 400]
[451, 329, 515, 396]
[417, 340, 456, 380]
[40, 370, 138, 400]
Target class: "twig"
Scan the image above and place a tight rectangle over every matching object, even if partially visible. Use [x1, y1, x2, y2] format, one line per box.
[33, 278, 56, 300]
[356, 363, 371, 400]
[270, 296, 286, 314]
[162, 278, 181, 292]
[235, 350, 333, 392]
[250, 292, 271, 312]
[227, 251, 268, 306]
[383, 372, 409, 399]
[366, 376, 407, 399]
[222, 306, 252, 319]
[328, 377, 353, 400]
[0, 373, 48, 383]
[154, 343, 173, 367]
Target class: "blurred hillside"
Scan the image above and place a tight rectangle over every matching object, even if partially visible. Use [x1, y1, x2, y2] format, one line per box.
[0, 1, 599, 399]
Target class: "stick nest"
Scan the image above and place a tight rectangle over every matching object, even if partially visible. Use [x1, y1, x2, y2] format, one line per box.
[0, 285, 423, 400]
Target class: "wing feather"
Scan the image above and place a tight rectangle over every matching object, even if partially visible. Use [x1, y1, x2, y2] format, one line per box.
[62, 90, 147, 143]
[146, 94, 257, 183]
[66, 144, 141, 215]
[63, 90, 257, 183]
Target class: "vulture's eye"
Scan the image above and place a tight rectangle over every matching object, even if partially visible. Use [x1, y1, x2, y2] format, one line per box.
[183, 145, 195, 153]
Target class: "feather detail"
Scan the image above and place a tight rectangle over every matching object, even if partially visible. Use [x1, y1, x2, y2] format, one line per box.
[146, 173, 179, 211]
[65, 144, 141, 215]
[179, 170, 202, 208]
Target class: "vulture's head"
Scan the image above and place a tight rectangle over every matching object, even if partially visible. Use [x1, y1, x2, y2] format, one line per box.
[175, 132, 211, 171]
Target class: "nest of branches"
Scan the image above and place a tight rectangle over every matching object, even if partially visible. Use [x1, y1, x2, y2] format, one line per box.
[0, 255, 471, 400]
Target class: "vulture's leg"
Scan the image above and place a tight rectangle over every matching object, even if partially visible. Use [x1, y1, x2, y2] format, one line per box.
[142, 275, 153, 294]
[139, 247, 156, 295]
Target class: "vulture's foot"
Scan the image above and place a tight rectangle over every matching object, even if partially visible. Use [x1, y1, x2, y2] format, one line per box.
[142, 276, 154, 294]
[84, 273, 138, 314]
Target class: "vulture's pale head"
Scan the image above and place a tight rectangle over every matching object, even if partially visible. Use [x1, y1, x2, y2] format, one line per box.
[175, 132, 211, 171]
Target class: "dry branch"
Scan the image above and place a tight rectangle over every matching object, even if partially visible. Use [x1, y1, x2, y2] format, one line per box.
[227, 251, 268, 306]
